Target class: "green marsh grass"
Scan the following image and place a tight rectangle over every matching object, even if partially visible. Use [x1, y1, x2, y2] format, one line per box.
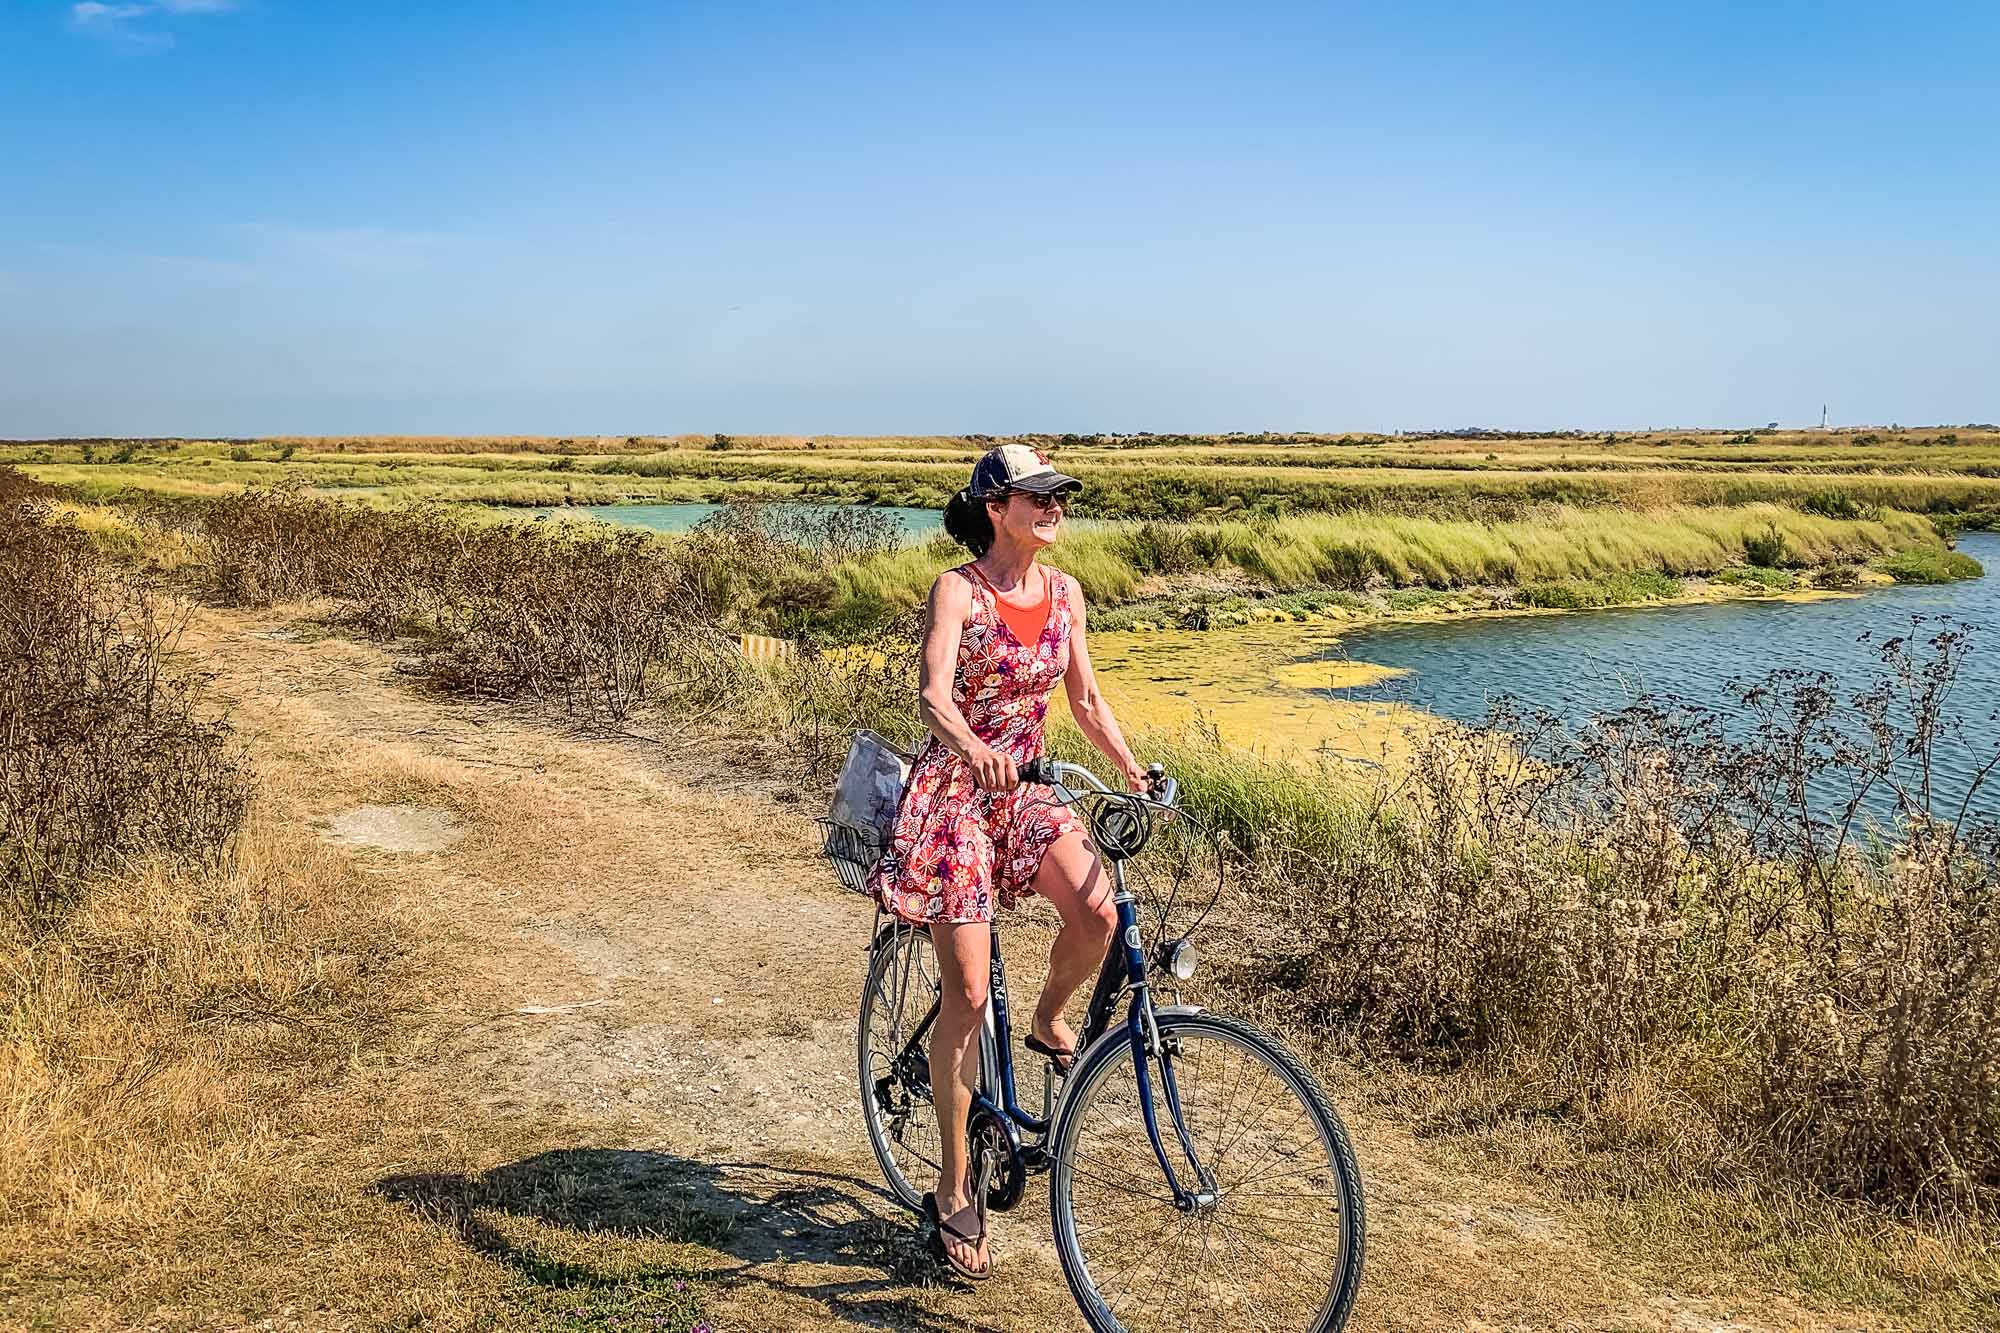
[822, 504, 1953, 628]
[1877, 546, 1987, 583]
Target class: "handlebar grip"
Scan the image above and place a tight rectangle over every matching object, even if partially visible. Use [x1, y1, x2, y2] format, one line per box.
[1019, 756, 1058, 785]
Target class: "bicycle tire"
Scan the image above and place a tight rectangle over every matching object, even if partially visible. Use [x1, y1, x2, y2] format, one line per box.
[856, 922, 943, 1213]
[1048, 1011, 1366, 1332]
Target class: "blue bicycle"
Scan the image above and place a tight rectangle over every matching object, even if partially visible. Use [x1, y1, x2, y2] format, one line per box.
[840, 757, 1366, 1332]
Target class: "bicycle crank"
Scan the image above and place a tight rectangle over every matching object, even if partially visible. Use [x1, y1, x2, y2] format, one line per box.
[967, 1107, 1026, 1213]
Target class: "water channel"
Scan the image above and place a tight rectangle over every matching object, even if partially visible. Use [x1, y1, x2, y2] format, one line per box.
[1093, 533, 2000, 820]
[525, 501, 941, 541]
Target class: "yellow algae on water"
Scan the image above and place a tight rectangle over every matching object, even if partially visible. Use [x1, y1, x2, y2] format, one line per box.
[1268, 657, 1408, 691]
[1072, 622, 1431, 772]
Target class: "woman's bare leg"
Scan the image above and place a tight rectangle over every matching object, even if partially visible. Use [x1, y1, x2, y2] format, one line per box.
[1029, 830, 1116, 1056]
[928, 918, 992, 1274]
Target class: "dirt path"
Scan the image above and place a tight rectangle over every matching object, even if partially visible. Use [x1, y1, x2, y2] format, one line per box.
[179, 606, 1880, 1333]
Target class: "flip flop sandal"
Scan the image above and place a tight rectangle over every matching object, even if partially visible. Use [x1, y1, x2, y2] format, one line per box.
[1025, 1033, 1076, 1076]
[922, 1191, 993, 1282]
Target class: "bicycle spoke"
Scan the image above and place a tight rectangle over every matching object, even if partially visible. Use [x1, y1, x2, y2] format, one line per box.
[1086, 1208, 1191, 1312]
[1187, 1209, 1220, 1333]
[1068, 1152, 1174, 1199]
[1223, 1156, 1350, 1192]
[1196, 1210, 1349, 1264]
[1209, 1205, 1351, 1235]
[1208, 1070, 1314, 1182]
[1158, 1210, 1211, 1328]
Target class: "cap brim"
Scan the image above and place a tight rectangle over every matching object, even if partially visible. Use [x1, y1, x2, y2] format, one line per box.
[1012, 471, 1083, 495]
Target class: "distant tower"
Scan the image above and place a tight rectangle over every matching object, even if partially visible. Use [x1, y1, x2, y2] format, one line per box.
[1821, 403, 1829, 430]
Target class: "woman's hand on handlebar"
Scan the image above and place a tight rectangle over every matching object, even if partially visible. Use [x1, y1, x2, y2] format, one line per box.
[1121, 758, 1152, 793]
[968, 745, 1019, 791]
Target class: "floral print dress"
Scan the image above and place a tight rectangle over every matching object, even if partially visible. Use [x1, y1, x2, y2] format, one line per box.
[869, 564, 1087, 925]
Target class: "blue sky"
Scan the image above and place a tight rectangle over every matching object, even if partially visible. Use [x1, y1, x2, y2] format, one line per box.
[3, 1, 1995, 436]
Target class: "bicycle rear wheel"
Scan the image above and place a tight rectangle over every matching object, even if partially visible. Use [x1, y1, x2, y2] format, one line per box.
[1049, 1011, 1365, 1332]
[856, 922, 944, 1213]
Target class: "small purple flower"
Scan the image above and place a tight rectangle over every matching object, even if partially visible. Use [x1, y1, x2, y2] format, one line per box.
[673, 1281, 686, 1291]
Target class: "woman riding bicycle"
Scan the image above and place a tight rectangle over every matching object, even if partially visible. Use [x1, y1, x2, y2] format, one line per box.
[866, 444, 1145, 1281]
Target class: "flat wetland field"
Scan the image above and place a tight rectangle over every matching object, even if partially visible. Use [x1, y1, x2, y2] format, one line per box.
[12, 430, 1990, 751]
[12, 427, 2000, 515]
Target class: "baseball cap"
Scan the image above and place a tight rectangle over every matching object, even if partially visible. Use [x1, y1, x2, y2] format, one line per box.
[968, 444, 1083, 498]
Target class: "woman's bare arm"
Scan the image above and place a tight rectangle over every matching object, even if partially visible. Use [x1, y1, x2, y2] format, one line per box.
[919, 571, 1018, 790]
[1060, 574, 1146, 790]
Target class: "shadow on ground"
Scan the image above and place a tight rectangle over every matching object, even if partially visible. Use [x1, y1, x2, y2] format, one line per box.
[378, 1147, 1004, 1332]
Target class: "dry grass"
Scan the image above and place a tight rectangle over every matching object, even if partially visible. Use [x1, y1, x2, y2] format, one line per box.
[1363, 1062, 2000, 1327]
[0, 806, 470, 1326]
[0, 479, 725, 1330]
[0, 727, 732, 1332]
[144, 484, 756, 724]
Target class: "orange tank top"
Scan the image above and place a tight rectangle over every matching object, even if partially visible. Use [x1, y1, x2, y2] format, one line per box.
[970, 563, 1052, 647]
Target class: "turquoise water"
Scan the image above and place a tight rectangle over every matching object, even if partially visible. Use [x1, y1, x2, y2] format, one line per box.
[1324, 533, 2000, 818]
[523, 501, 941, 542]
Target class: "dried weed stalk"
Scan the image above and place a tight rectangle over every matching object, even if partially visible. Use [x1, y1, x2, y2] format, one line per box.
[1257, 621, 2000, 1213]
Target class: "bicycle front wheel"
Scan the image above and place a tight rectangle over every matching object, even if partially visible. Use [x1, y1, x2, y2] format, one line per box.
[1049, 1011, 1365, 1332]
[856, 922, 943, 1213]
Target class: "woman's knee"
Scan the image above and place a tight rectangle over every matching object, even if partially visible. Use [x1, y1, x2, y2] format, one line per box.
[1061, 850, 1118, 942]
[1087, 890, 1117, 941]
[944, 968, 990, 1017]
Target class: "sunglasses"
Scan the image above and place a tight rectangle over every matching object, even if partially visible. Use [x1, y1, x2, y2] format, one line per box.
[1009, 490, 1071, 512]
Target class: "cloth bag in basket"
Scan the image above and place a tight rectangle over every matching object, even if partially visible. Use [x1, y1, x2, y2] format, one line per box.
[827, 730, 911, 854]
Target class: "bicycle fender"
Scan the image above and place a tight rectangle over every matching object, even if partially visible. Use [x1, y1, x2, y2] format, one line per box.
[1064, 1004, 1205, 1069]
[864, 919, 928, 954]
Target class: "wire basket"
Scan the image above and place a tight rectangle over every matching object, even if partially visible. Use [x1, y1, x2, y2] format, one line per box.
[818, 818, 886, 895]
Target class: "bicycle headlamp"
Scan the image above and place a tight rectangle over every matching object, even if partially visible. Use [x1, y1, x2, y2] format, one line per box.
[1164, 938, 1199, 982]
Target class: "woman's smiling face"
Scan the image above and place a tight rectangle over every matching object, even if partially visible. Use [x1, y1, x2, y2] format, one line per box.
[987, 489, 1069, 550]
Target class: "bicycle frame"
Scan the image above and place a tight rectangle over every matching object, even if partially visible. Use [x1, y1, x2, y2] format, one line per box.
[876, 766, 1219, 1212]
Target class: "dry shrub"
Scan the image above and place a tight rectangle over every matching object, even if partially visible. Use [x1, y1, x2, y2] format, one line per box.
[681, 499, 903, 639]
[775, 608, 925, 782]
[0, 475, 249, 917]
[166, 477, 389, 603]
[1253, 621, 2000, 1213]
[400, 521, 746, 720]
[169, 484, 753, 724]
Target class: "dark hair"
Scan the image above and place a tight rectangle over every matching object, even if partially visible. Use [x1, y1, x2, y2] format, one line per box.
[943, 488, 997, 556]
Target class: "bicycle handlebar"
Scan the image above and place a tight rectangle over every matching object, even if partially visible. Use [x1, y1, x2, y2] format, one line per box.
[1019, 756, 1179, 810]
